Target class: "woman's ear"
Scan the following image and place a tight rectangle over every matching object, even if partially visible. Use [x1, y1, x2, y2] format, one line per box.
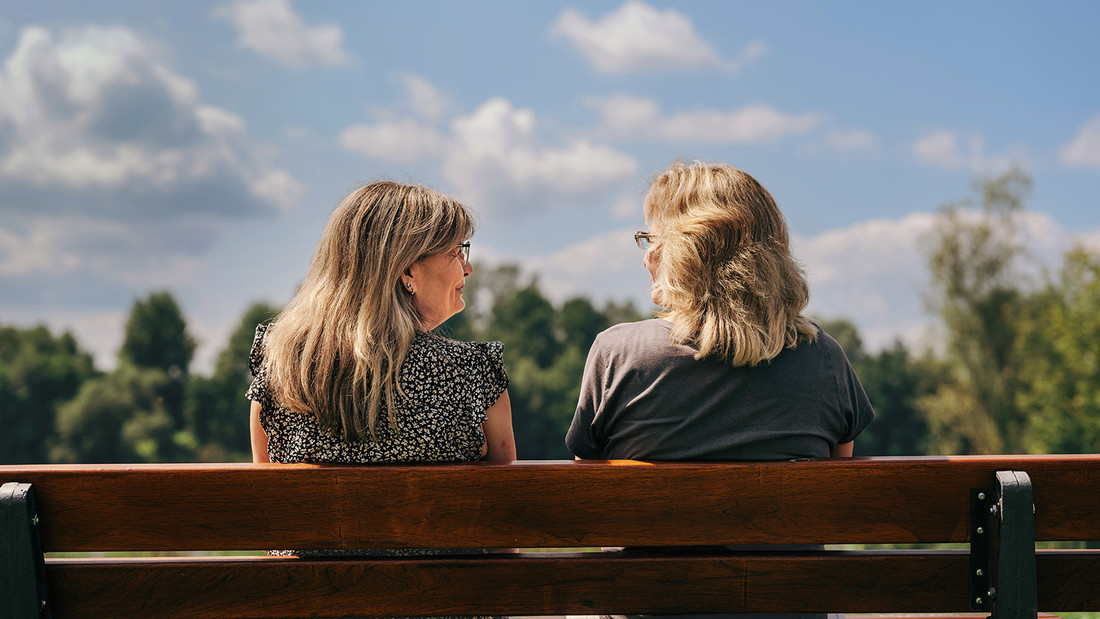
[400, 270, 414, 294]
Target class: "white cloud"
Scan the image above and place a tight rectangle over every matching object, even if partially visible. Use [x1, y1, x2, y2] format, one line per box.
[911, 130, 1024, 174]
[196, 105, 246, 136]
[0, 22, 303, 304]
[0, 24, 302, 215]
[442, 98, 638, 212]
[213, 0, 350, 69]
[795, 208, 1093, 352]
[1060, 115, 1100, 170]
[400, 73, 450, 122]
[338, 79, 638, 216]
[550, 1, 764, 74]
[520, 226, 653, 307]
[0, 214, 214, 279]
[585, 94, 822, 143]
[339, 119, 448, 164]
[912, 131, 968, 169]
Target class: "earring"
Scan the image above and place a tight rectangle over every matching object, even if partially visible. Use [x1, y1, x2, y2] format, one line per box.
[406, 282, 415, 295]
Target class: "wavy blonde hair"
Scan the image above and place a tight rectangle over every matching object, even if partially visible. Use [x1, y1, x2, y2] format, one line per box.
[264, 181, 474, 440]
[645, 161, 817, 366]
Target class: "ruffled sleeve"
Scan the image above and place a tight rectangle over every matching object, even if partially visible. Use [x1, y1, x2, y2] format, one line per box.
[473, 340, 508, 414]
[244, 323, 270, 404]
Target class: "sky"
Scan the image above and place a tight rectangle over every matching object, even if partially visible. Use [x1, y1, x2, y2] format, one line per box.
[1, 0, 1099, 372]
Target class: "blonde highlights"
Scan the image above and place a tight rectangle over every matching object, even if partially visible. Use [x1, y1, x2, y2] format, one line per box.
[644, 161, 817, 366]
[263, 181, 474, 440]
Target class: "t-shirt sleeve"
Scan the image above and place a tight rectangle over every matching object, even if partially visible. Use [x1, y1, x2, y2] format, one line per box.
[565, 335, 609, 459]
[473, 340, 508, 414]
[244, 323, 269, 404]
[836, 353, 875, 444]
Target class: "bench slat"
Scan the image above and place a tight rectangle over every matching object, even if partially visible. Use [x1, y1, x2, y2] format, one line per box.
[4, 456, 1099, 551]
[43, 550, 1100, 618]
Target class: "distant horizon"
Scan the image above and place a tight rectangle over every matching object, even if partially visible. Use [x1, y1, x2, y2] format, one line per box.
[1, 0, 1098, 372]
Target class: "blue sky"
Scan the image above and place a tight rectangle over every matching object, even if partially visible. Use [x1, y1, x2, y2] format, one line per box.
[1, 0, 1098, 371]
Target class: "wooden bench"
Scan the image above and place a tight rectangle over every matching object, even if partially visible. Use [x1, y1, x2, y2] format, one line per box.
[3, 456, 1100, 619]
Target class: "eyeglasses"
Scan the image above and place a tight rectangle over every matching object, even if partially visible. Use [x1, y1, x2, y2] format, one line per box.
[634, 232, 659, 250]
[457, 242, 471, 262]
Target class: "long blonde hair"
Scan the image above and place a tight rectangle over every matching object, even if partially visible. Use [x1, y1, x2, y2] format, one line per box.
[264, 181, 474, 440]
[645, 161, 817, 366]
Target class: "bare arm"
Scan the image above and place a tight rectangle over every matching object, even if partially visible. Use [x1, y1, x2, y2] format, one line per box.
[250, 400, 270, 463]
[831, 441, 854, 458]
[481, 389, 516, 462]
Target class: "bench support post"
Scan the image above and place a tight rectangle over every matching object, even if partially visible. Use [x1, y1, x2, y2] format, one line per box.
[1, 482, 51, 619]
[970, 471, 1037, 619]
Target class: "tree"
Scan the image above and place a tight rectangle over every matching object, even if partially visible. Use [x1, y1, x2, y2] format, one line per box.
[186, 302, 279, 461]
[507, 347, 588, 459]
[51, 364, 179, 463]
[488, 283, 560, 368]
[120, 292, 196, 376]
[1014, 247, 1100, 453]
[48, 292, 200, 463]
[558, 297, 610, 352]
[919, 168, 1033, 454]
[119, 291, 196, 435]
[0, 326, 97, 463]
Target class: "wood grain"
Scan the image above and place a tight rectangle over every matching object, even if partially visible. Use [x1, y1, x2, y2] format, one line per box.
[42, 549, 1100, 618]
[3, 456, 1099, 552]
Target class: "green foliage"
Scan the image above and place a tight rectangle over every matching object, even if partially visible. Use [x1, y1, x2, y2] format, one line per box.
[1014, 247, 1100, 453]
[0, 326, 97, 463]
[185, 302, 279, 461]
[919, 168, 1100, 455]
[16, 295, 277, 464]
[852, 342, 941, 456]
[120, 291, 197, 376]
[51, 363, 181, 463]
[508, 347, 588, 459]
[559, 298, 610, 352]
[919, 168, 1032, 453]
[490, 284, 561, 368]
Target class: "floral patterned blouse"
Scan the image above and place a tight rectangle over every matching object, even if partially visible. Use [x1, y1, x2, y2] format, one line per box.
[247, 323, 508, 465]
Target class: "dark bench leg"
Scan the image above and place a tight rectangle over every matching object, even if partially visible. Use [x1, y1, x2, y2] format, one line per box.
[993, 471, 1037, 619]
[971, 471, 1037, 619]
[1, 482, 51, 619]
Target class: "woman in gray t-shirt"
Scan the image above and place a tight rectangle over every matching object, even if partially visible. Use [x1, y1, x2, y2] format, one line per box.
[566, 161, 874, 619]
[567, 160, 873, 461]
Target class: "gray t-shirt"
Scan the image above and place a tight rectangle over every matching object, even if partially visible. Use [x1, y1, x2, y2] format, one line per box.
[566, 319, 873, 461]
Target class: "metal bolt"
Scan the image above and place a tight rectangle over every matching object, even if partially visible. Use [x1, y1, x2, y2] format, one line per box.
[975, 568, 984, 577]
[975, 597, 984, 605]
[40, 600, 47, 610]
[976, 526, 985, 535]
[990, 505, 998, 516]
[31, 514, 39, 527]
[988, 587, 996, 600]
[978, 492, 986, 500]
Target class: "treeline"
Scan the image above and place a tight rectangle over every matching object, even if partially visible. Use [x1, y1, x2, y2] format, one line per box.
[2, 170, 1098, 463]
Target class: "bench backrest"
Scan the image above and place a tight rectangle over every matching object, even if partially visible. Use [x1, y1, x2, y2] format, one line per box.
[3, 456, 1100, 618]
